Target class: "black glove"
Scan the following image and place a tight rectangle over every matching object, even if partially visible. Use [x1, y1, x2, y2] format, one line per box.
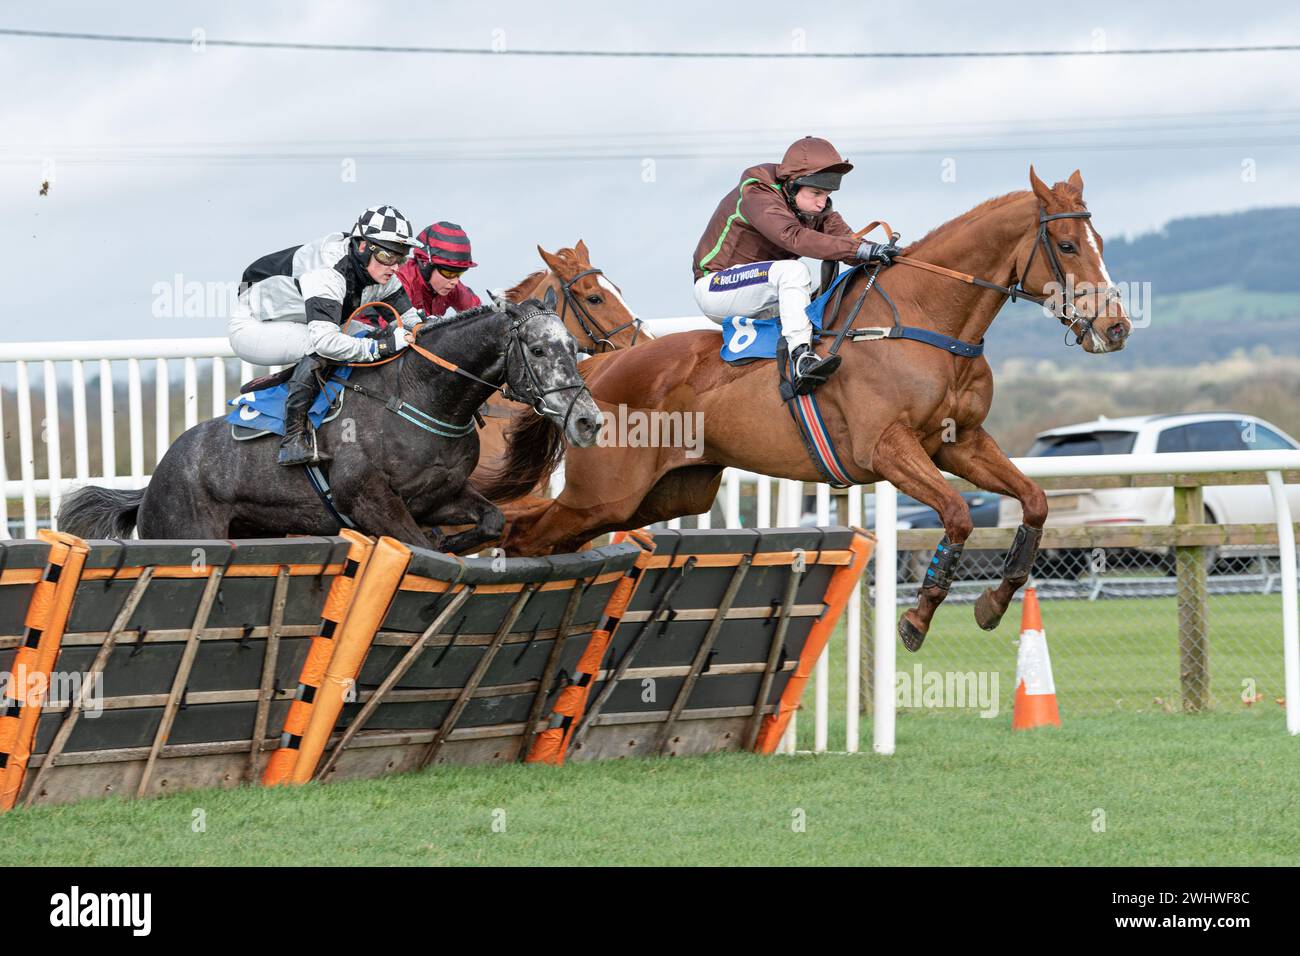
[859, 240, 900, 265]
[369, 326, 408, 360]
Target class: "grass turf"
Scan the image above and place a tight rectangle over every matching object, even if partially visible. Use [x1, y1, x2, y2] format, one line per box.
[1, 590, 1291, 866]
[1, 710, 1293, 867]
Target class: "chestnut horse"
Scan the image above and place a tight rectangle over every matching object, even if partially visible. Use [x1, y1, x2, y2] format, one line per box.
[479, 168, 1132, 650]
[475, 241, 648, 476]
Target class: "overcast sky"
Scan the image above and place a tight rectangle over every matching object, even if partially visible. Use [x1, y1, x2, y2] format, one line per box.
[3, 0, 1299, 343]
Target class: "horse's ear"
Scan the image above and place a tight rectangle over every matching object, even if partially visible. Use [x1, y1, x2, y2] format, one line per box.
[1028, 165, 1053, 206]
[574, 239, 589, 261]
[486, 289, 511, 313]
[542, 286, 558, 311]
[1066, 169, 1084, 195]
[536, 244, 564, 275]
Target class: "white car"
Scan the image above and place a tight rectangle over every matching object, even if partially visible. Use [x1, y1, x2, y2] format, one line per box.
[998, 413, 1300, 563]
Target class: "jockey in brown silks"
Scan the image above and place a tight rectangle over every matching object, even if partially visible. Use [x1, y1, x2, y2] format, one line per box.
[691, 136, 899, 394]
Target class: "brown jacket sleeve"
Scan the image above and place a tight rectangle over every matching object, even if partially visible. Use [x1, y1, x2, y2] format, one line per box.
[739, 185, 862, 263]
[821, 210, 856, 239]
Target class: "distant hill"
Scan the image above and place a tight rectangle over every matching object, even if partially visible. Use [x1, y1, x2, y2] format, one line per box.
[981, 206, 1300, 368]
[1102, 206, 1300, 294]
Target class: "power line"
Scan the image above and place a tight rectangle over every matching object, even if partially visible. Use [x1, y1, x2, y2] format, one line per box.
[7, 134, 1299, 167]
[2, 26, 1299, 58]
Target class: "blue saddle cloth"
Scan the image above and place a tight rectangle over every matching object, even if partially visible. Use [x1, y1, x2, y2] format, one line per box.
[718, 268, 852, 364]
[226, 365, 353, 436]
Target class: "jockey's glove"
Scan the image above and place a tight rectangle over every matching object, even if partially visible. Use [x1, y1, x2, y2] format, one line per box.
[859, 240, 900, 265]
[368, 327, 409, 361]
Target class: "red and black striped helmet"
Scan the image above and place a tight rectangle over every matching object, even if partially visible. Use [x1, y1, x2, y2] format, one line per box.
[413, 221, 478, 270]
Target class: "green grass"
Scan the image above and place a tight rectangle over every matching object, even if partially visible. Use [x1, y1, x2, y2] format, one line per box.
[0, 591, 1291, 866]
[1, 712, 1294, 866]
[1148, 286, 1300, 324]
[794, 590, 1287, 753]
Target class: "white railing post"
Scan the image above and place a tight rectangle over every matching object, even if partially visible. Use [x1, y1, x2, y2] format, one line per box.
[814, 483, 831, 753]
[211, 356, 226, 419]
[154, 358, 170, 469]
[873, 480, 897, 756]
[0, 386, 9, 537]
[1267, 471, 1300, 736]
[724, 469, 741, 528]
[184, 357, 198, 430]
[99, 359, 116, 481]
[127, 358, 144, 486]
[756, 476, 771, 528]
[846, 486, 863, 753]
[16, 362, 37, 537]
[71, 360, 89, 481]
[42, 361, 62, 528]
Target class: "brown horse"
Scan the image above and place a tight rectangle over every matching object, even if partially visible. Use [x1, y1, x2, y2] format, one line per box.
[478, 168, 1132, 650]
[474, 241, 648, 476]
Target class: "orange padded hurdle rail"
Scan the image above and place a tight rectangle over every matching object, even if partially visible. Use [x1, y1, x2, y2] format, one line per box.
[263, 529, 376, 785]
[525, 530, 656, 765]
[288, 536, 412, 784]
[754, 527, 873, 754]
[0, 530, 91, 811]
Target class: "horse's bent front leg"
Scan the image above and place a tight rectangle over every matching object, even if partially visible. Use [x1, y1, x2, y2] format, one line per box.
[869, 423, 975, 652]
[335, 484, 439, 551]
[429, 486, 506, 556]
[934, 426, 1048, 631]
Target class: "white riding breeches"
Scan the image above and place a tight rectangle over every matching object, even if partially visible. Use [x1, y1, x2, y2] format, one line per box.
[228, 315, 373, 366]
[693, 259, 815, 350]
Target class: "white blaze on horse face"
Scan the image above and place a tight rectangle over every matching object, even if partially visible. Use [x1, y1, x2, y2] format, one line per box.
[596, 275, 639, 321]
[1083, 225, 1115, 288]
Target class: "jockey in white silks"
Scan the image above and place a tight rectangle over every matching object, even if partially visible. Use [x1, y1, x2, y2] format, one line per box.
[228, 205, 424, 466]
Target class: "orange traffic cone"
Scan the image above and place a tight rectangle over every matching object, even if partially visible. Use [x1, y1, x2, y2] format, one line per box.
[1012, 587, 1061, 730]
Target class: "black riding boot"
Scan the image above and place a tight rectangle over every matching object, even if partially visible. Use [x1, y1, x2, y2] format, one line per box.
[791, 344, 842, 396]
[277, 355, 332, 466]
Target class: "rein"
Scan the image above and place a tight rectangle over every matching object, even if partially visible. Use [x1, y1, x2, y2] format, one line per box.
[334, 300, 590, 438]
[851, 209, 1120, 349]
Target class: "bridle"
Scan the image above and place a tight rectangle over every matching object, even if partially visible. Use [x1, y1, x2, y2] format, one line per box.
[876, 206, 1123, 348]
[341, 301, 591, 437]
[498, 304, 593, 435]
[551, 267, 643, 354]
[1011, 207, 1122, 348]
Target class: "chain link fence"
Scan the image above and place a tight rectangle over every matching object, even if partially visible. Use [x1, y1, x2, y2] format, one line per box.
[867, 543, 1294, 721]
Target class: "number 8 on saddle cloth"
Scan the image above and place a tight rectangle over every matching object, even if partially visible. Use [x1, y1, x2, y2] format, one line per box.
[717, 289, 830, 366]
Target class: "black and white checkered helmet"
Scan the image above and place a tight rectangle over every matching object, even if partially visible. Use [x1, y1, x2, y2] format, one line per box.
[350, 205, 420, 255]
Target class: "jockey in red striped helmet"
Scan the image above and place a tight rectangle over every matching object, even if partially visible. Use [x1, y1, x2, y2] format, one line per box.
[396, 221, 482, 319]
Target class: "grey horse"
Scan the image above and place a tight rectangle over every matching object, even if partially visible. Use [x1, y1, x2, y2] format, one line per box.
[59, 291, 601, 552]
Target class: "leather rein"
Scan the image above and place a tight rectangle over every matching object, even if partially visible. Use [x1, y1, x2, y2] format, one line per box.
[338, 301, 591, 437]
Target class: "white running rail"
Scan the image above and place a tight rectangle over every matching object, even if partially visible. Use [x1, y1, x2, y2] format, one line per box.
[3, 337, 1298, 743]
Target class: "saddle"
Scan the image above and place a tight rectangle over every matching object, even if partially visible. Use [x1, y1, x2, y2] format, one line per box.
[226, 366, 353, 440]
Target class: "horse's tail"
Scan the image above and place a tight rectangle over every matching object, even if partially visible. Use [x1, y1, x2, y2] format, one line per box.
[473, 411, 565, 504]
[58, 485, 144, 539]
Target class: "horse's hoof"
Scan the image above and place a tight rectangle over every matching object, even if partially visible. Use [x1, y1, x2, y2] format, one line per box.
[974, 588, 1005, 631]
[898, 614, 927, 653]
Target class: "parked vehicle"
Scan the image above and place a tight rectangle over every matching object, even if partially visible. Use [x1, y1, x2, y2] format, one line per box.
[998, 412, 1300, 576]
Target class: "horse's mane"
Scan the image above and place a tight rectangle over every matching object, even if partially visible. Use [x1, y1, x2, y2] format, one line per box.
[906, 190, 1031, 253]
[503, 272, 545, 302]
[503, 246, 590, 302]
